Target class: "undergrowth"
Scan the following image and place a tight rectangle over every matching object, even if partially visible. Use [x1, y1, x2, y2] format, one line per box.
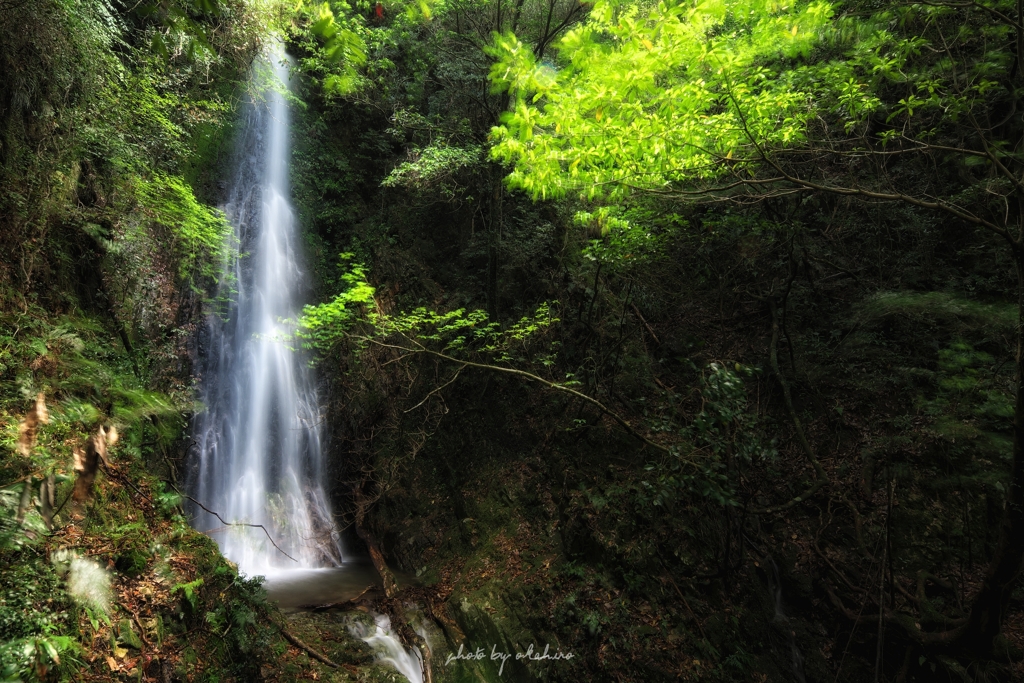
[0, 308, 283, 681]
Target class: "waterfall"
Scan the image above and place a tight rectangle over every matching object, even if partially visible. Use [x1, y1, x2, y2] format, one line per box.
[188, 44, 342, 576]
[186, 43, 425, 683]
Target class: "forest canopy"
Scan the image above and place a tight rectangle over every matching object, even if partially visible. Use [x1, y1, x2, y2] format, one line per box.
[489, 0, 837, 198]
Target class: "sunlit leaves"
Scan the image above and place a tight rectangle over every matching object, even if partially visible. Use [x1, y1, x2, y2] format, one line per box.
[298, 1, 367, 94]
[373, 302, 559, 362]
[486, 32, 556, 96]
[296, 254, 376, 353]
[487, 0, 1019, 200]
[381, 142, 483, 198]
[575, 206, 672, 267]
[488, 0, 834, 199]
[297, 256, 560, 365]
[135, 174, 234, 285]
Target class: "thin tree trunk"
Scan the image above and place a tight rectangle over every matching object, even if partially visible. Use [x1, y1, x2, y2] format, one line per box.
[958, 248, 1024, 653]
[487, 167, 501, 321]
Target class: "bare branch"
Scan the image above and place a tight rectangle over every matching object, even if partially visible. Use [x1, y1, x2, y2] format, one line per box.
[713, 77, 1016, 245]
[906, 0, 1023, 31]
[359, 336, 676, 456]
[404, 365, 464, 413]
[170, 484, 298, 563]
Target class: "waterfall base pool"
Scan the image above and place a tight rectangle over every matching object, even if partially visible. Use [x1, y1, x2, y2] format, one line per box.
[262, 563, 425, 683]
[261, 562, 382, 610]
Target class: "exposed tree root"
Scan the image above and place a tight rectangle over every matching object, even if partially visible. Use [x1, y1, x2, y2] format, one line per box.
[277, 625, 340, 669]
[355, 488, 434, 683]
[309, 586, 375, 612]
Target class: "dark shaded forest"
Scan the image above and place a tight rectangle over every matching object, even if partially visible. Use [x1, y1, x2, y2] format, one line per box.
[2, 0, 1024, 681]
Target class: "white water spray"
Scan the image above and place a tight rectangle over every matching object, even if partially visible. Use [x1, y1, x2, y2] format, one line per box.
[188, 45, 341, 576]
[350, 614, 425, 683]
[187, 43, 425, 683]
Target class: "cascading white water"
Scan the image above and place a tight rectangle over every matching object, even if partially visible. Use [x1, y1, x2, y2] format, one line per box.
[350, 615, 424, 683]
[187, 43, 425, 683]
[188, 45, 342, 576]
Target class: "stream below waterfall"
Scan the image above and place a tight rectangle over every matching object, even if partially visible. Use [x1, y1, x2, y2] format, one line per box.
[185, 43, 424, 683]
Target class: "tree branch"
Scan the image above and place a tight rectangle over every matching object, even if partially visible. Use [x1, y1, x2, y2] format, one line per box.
[278, 625, 340, 668]
[359, 336, 675, 456]
[170, 484, 298, 563]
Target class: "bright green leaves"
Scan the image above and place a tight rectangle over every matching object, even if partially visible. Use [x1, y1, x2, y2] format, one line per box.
[486, 32, 557, 97]
[296, 254, 376, 354]
[310, 1, 341, 37]
[297, 255, 560, 366]
[381, 142, 483, 199]
[135, 174, 234, 285]
[831, 75, 882, 133]
[575, 205, 672, 268]
[487, 0, 1012, 199]
[375, 302, 560, 362]
[488, 0, 834, 199]
[298, 1, 368, 94]
[311, 1, 367, 65]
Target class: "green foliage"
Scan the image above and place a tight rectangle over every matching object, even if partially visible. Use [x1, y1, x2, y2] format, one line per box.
[0, 309, 179, 418]
[382, 142, 483, 199]
[135, 174, 235, 285]
[375, 301, 560, 361]
[485, 0, 1019, 210]
[293, 0, 368, 95]
[0, 552, 79, 682]
[817, 2, 1014, 137]
[171, 578, 205, 611]
[0, 633, 79, 682]
[643, 362, 772, 507]
[0, 1, 311, 680]
[488, 0, 835, 199]
[919, 341, 1013, 430]
[0, 479, 64, 552]
[0, 308, 184, 595]
[297, 254, 376, 353]
[159, 536, 278, 677]
[690, 362, 775, 467]
[855, 291, 1016, 335]
[298, 253, 561, 364]
[0, 0, 268, 309]
[576, 205, 675, 267]
[154, 481, 185, 517]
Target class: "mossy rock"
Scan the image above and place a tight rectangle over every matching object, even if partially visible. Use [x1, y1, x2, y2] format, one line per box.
[115, 547, 149, 577]
[117, 618, 143, 649]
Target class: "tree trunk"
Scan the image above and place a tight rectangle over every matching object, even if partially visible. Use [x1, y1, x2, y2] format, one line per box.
[958, 248, 1024, 654]
[486, 166, 501, 321]
[353, 490, 398, 598]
